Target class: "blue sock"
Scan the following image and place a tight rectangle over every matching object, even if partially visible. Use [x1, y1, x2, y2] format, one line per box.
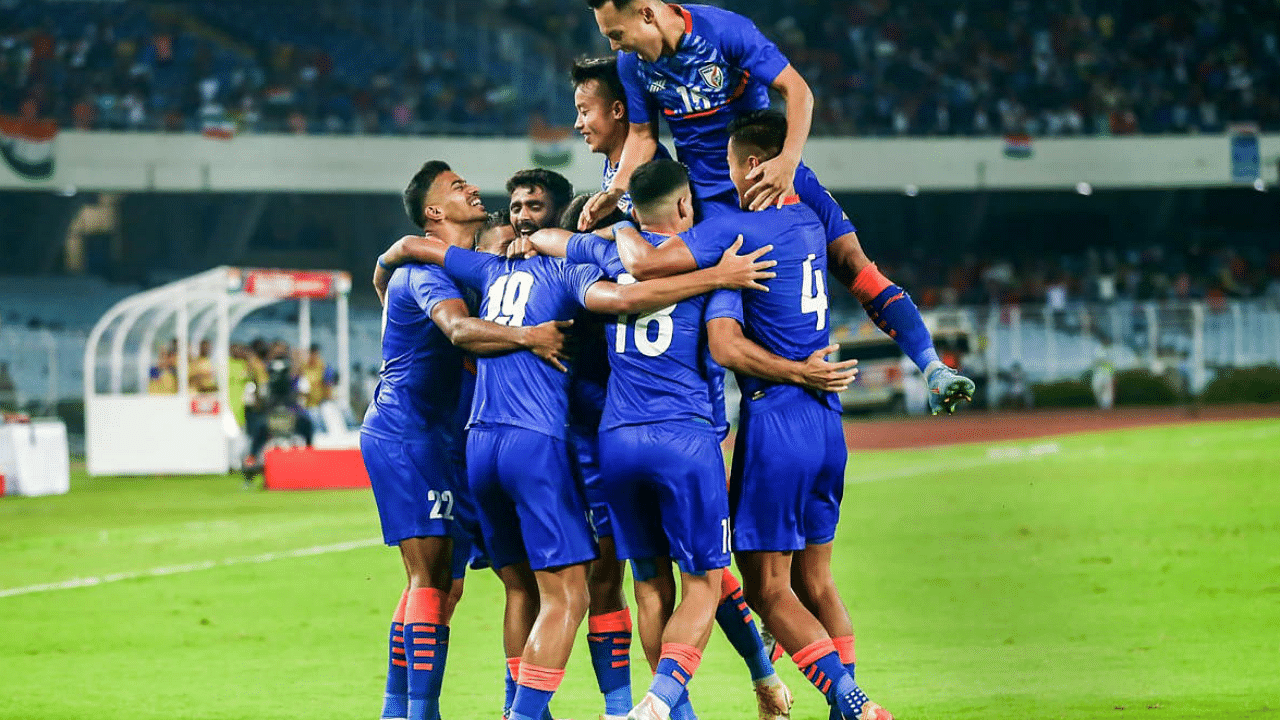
[714, 580, 775, 681]
[671, 694, 698, 720]
[587, 610, 633, 715]
[504, 661, 518, 716]
[649, 658, 692, 711]
[509, 685, 555, 720]
[406, 621, 448, 720]
[381, 618, 408, 719]
[865, 284, 940, 373]
[797, 647, 868, 718]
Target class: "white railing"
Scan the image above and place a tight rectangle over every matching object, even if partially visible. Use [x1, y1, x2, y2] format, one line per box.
[2, 300, 1277, 412]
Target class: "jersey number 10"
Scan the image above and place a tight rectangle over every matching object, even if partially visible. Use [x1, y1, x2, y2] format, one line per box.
[614, 273, 675, 357]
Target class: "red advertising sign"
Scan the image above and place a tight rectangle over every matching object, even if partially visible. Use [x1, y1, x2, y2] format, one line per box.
[243, 271, 335, 299]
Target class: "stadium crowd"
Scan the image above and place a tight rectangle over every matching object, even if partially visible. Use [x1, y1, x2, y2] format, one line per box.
[4, 0, 1278, 136]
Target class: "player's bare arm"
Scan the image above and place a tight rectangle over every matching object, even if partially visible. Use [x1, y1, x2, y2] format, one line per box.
[579, 120, 658, 229]
[613, 224, 698, 280]
[431, 299, 573, 373]
[585, 238, 774, 315]
[742, 65, 813, 211]
[706, 317, 857, 393]
[373, 233, 444, 303]
[513, 225, 616, 260]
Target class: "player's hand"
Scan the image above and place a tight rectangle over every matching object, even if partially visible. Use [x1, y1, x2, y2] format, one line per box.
[798, 345, 858, 392]
[713, 236, 777, 291]
[742, 156, 798, 211]
[579, 188, 625, 230]
[522, 319, 573, 373]
[507, 236, 539, 259]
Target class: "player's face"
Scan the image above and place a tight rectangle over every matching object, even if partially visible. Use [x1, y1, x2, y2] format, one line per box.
[426, 171, 486, 224]
[726, 139, 756, 209]
[476, 224, 516, 255]
[574, 80, 626, 155]
[594, 1, 663, 61]
[509, 185, 558, 238]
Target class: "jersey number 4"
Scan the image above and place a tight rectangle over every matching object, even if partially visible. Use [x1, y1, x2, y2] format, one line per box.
[614, 274, 675, 357]
[484, 271, 534, 326]
[801, 254, 828, 331]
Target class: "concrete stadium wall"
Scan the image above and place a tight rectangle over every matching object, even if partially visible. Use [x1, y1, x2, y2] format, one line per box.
[3, 131, 1278, 194]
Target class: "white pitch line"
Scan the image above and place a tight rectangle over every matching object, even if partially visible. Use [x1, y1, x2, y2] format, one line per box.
[0, 538, 382, 600]
[848, 442, 1063, 484]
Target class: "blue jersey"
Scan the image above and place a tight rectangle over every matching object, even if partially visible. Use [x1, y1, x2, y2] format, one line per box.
[441, 246, 603, 440]
[617, 4, 789, 199]
[692, 198, 840, 412]
[362, 264, 465, 441]
[606, 142, 673, 215]
[566, 231, 723, 432]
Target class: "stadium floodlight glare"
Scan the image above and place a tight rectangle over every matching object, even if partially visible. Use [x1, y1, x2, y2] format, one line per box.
[1075, 182, 1093, 196]
[904, 184, 919, 197]
[57, 185, 76, 197]
[1254, 178, 1266, 192]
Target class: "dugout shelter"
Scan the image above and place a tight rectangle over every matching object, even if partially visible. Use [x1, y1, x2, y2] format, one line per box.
[83, 267, 352, 476]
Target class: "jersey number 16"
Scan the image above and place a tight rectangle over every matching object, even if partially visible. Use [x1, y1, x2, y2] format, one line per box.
[614, 273, 675, 357]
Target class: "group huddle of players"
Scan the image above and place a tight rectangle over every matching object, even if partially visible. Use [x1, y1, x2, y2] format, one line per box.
[360, 3, 976, 720]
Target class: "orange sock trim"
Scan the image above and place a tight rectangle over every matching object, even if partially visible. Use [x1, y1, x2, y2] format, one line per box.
[518, 662, 565, 692]
[405, 587, 447, 625]
[588, 608, 633, 634]
[660, 642, 703, 675]
[850, 263, 893, 304]
[506, 656, 521, 681]
[392, 589, 409, 624]
[832, 635, 856, 665]
[719, 569, 743, 603]
[791, 638, 837, 668]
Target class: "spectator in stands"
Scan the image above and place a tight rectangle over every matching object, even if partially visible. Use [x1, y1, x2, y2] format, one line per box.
[189, 339, 218, 394]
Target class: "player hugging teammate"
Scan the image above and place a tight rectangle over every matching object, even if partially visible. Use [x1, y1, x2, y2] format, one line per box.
[364, 3, 974, 720]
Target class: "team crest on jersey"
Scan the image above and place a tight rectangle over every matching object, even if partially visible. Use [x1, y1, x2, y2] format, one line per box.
[698, 64, 725, 90]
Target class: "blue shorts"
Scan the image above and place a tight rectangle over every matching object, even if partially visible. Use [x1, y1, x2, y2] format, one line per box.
[466, 425, 599, 572]
[729, 390, 846, 552]
[599, 421, 731, 575]
[695, 163, 857, 244]
[449, 472, 491, 579]
[569, 423, 610, 539]
[361, 430, 458, 546]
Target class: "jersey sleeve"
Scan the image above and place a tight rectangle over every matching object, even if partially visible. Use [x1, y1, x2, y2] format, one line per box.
[794, 163, 857, 241]
[558, 257, 606, 308]
[566, 233, 625, 278]
[705, 288, 744, 325]
[680, 215, 737, 270]
[717, 11, 791, 85]
[616, 51, 652, 125]
[406, 265, 464, 316]
[442, 246, 501, 292]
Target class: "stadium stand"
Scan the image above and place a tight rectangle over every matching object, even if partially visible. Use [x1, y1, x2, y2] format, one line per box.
[5, 0, 1278, 137]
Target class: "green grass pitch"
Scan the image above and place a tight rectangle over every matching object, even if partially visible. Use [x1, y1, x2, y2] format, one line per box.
[2, 419, 1278, 720]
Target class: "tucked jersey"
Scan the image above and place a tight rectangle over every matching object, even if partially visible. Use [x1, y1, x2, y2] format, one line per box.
[617, 4, 789, 198]
[606, 142, 673, 215]
[692, 199, 840, 412]
[566, 231, 722, 431]
[362, 264, 465, 440]
[442, 247, 603, 440]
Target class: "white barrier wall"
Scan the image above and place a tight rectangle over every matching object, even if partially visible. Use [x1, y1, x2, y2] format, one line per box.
[86, 395, 227, 476]
[1, 131, 1277, 194]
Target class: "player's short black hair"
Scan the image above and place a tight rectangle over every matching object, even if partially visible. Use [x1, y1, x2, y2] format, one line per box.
[403, 160, 451, 229]
[560, 192, 627, 231]
[571, 56, 626, 106]
[586, 0, 638, 9]
[629, 159, 689, 211]
[506, 168, 574, 216]
[727, 109, 787, 162]
[477, 209, 511, 239]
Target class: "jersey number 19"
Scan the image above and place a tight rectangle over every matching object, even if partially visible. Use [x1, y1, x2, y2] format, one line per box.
[484, 271, 534, 326]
